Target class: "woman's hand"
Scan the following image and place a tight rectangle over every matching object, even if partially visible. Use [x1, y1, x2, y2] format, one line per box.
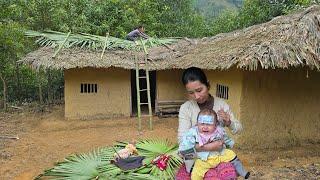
[195, 140, 224, 152]
[218, 108, 231, 126]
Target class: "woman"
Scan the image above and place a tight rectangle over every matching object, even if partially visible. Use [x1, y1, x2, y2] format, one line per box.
[176, 67, 242, 179]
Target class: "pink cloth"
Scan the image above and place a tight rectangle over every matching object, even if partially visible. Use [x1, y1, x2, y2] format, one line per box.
[198, 126, 225, 146]
[198, 133, 215, 146]
[176, 162, 237, 180]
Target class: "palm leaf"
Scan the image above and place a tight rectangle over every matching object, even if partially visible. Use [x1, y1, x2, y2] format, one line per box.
[36, 149, 106, 180]
[36, 139, 182, 180]
[25, 30, 178, 51]
[116, 173, 158, 180]
[116, 139, 183, 180]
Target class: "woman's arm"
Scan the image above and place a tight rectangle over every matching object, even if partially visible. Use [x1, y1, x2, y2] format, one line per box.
[140, 32, 149, 39]
[178, 103, 192, 143]
[228, 114, 242, 134]
[218, 101, 243, 134]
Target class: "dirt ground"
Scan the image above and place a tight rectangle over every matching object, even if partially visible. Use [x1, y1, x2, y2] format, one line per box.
[0, 105, 319, 180]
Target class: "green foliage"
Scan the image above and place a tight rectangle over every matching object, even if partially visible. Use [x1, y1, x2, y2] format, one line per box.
[36, 148, 112, 179]
[0, 22, 34, 103]
[194, 0, 243, 19]
[113, 139, 182, 179]
[210, 0, 282, 34]
[2, 0, 208, 38]
[237, 0, 281, 28]
[0, 22, 27, 61]
[205, 0, 319, 36]
[280, 0, 320, 14]
[25, 30, 178, 51]
[0, 0, 318, 106]
[36, 139, 182, 180]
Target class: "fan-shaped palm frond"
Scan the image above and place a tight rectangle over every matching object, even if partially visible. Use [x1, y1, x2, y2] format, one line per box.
[35, 148, 106, 180]
[116, 172, 158, 180]
[36, 139, 182, 180]
[116, 139, 183, 180]
[25, 30, 178, 51]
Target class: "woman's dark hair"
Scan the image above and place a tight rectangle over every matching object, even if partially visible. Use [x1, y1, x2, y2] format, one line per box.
[182, 67, 210, 88]
[136, 25, 144, 29]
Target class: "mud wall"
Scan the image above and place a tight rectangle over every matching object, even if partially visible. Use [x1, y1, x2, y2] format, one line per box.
[156, 70, 186, 101]
[239, 69, 320, 148]
[205, 68, 243, 119]
[64, 68, 131, 119]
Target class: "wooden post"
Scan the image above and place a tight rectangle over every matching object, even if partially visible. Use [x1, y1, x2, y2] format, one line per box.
[0, 72, 7, 111]
[35, 70, 44, 106]
[47, 69, 52, 105]
[15, 62, 22, 102]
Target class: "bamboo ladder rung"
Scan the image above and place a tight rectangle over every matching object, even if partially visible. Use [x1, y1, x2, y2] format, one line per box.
[135, 38, 153, 131]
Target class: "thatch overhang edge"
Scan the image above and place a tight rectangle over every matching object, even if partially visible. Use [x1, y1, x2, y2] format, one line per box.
[20, 5, 320, 71]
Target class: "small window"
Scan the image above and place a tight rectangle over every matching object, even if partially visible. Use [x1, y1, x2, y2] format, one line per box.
[216, 84, 229, 99]
[81, 83, 98, 93]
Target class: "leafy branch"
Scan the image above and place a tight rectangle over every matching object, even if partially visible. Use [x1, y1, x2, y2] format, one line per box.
[25, 30, 179, 51]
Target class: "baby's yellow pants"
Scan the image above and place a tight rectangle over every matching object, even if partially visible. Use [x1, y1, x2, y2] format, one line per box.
[191, 149, 236, 180]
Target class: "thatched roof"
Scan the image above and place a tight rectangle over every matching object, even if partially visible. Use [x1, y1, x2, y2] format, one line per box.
[22, 5, 320, 71]
[21, 39, 198, 70]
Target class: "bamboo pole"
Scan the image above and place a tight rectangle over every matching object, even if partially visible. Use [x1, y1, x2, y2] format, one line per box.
[135, 55, 142, 131]
[52, 31, 71, 58]
[0, 135, 19, 140]
[140, 39, 153, 130]
[145, 65, 153, 130]
[100, 32, 109, 59]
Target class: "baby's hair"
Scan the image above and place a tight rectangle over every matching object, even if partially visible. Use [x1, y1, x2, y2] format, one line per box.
[197, 109, 218, 124]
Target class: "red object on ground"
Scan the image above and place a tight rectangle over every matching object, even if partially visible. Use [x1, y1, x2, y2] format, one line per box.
[152, 154, 170, 171]
[175, 162, 237, 180]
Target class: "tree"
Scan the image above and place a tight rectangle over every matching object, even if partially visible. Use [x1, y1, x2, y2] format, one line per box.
[205, 0, 319, 36]
[0, 0, 318, 107]
[0, 22, 28, 110]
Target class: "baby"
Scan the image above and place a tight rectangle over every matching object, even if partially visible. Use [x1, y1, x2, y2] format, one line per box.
[179, 109, 250, 180]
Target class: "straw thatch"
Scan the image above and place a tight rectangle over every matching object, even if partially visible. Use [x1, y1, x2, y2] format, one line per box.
[21, 5, 320, 71]
[21, 39, 197, 70]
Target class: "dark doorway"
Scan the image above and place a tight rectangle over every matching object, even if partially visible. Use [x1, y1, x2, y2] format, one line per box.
[131, 70, 156, 116]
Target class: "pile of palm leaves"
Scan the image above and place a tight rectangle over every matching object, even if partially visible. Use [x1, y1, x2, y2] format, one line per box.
[25, 30, 178, 51]
[35, 139, 182, 180]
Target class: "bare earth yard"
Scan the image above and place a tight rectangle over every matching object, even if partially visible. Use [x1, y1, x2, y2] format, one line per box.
[0, 106, 319, 180]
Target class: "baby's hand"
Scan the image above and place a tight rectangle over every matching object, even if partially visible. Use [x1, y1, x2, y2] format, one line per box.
[204, 140, 224, 151]
[212, 139, 224, 146]
[217, 139, 224, 146]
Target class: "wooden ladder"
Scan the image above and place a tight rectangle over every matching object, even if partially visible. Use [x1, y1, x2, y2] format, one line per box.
[135, 39, 153, 131]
